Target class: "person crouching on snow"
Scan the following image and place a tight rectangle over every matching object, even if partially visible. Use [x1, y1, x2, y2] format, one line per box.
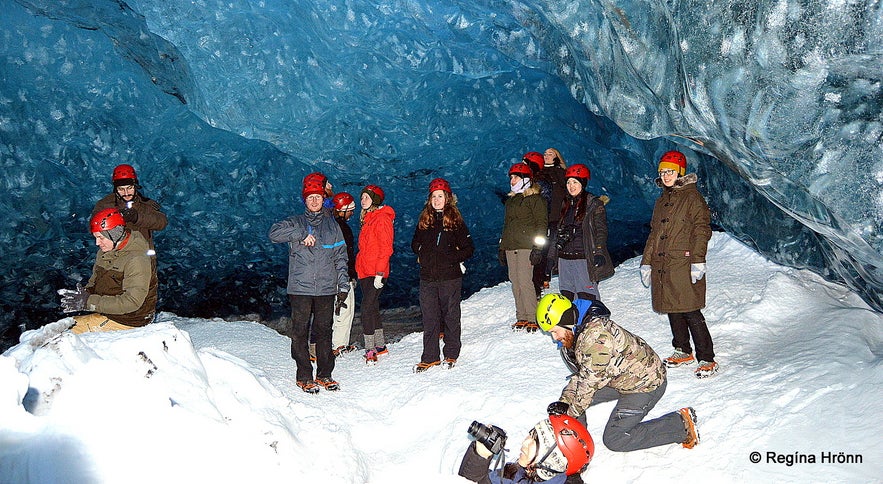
[458, 415, 594, 484]
[536, 293, 700, 452]
[58, 208, 157, 333]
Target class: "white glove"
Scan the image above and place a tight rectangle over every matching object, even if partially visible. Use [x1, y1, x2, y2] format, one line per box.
[459, 262, 466, 274]
[691, 263, 706, 284]
[640, 265, 652, 288]
[373, 275, 384, 289]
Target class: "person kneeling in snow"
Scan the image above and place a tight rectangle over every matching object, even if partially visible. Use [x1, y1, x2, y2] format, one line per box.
[536, 294, 700, 452]
[458, 415, 594, 484]
[58, 208, 157, 334]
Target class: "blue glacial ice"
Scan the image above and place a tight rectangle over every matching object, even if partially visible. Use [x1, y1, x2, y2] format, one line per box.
[0, 0, 880, 345]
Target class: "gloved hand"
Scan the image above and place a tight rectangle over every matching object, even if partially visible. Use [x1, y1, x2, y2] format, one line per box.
[640, 265, 652, 288]
[334, 291, 348, 315]
[119, 206, 139, 224]
[547, 401, 570, 416]
[691, 263, 706, 284]
[58, 283, 89, 313]
[373, 275, 384, 289]
[593, 254, 605, 267]
[529, 248, 543, 266]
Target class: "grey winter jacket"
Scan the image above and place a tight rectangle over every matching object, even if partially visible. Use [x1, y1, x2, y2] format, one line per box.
[269, 208, 349, 296]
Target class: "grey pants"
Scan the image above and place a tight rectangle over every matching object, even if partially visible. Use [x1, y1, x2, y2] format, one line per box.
[587, 379, 687, 451]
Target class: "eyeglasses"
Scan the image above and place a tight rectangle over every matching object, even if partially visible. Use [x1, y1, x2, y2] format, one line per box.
[658, 169, 677, 177]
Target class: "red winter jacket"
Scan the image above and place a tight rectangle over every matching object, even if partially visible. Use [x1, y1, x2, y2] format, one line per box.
[356, 205, 395, 279]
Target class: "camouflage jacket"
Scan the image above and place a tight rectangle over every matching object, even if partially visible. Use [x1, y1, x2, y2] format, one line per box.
[560, 316, 667, 417]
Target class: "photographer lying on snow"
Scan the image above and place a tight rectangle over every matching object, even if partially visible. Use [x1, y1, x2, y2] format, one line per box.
[458, 416, 594, 483]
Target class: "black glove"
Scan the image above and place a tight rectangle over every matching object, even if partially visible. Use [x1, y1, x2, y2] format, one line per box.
[120, 206, 139, 224]
[498, 249, 507, 266]
[547, 401, 570, 416]
[58, 283, 89, 313]
[529, 248, 543, 266]
[334, 291, 348, 316]
[593, 254, 605, 267]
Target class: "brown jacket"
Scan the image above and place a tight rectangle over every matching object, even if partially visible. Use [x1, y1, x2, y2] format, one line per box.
[641, 173, 711, 313]
[92, 192, 167, 250]
[561, 314, 667, 417]
[84, 231, 157, 326]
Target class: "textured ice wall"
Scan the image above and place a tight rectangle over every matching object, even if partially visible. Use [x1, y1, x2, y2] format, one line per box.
[1, 0, 880, 345]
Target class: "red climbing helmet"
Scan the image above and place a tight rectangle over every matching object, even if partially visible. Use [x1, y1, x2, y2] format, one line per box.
[522, 151, 544, 173]
[428, 177, 451, 194]
[90, 208, 126, 233]
[549, 414, 595, 475]
[112, 164, 138, 187]
[362, 184, 385, 205]
[332, 192, 356, 211]
[509, 163, 533, 178]
[302, 178, 326, 200]
[564, 164, 590, 184]
[658, 151, 687, 176]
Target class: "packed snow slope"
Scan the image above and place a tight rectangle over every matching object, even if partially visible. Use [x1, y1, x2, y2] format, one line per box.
[1, 233, 880, 483]
[1, 0, 881, 339]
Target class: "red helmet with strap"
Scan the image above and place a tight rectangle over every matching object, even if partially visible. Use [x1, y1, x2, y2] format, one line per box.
[659, 151, 687, 176]
[112, 164, 138, 187]
[90, 208, 126, 233]
[509, 163, 532, 178]
[549, 414, 595, 475]
[428, 177, 451, 194]
[363, 184, 385, 205]
[302, 179, 326, 200]
[332, 192, 356, 210]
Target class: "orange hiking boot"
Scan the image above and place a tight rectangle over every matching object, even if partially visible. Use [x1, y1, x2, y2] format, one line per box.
[296, 379, 320, 394]
[511, 320, 530, 331]
[413, 360, 440, 373]
[679, 407, 700, 448]
[695, 360, 719, 379]
[315, 377, 340, 391]
[664, 349, 695, 367]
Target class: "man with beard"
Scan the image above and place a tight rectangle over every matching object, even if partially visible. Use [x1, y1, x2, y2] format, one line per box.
[536, 293, 700, 452]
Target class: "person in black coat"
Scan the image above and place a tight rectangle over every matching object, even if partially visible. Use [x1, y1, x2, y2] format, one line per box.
[411, 178, 474, 372]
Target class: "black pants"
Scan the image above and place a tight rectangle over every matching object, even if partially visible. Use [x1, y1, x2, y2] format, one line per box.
[289, 294, 335, 382]
[419, 278, 462, 363]
[668, 310, 715, 362]
[359, 277, 385, 336]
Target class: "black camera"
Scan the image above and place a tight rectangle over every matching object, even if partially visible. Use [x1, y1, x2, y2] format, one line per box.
[468, 421, 507, 455]
[556, 224, 577, 251]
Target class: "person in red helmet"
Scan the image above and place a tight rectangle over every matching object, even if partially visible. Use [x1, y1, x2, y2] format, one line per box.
[269, 175, 349, 393]
[356, 184, 395, 363]
[500, 163, 547, 332]
[641, 150, 718, 379]
[521, 151, 555, 297]
[58, 208, 157, 333]
[458, 414, 594, 483]
[330, 191, 358, 356]
[546, 163, 614, 302]
[411, 178, 474, 372]
[92, 164, 167, 253]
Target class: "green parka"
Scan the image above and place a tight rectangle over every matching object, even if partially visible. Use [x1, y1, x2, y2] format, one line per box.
[499, 183, 547, 250]
[641, 173, 712, 313]
[84, 230, 157, 326]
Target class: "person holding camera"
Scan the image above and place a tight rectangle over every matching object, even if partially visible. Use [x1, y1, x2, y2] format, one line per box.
[546, 164, 613, 302]
[536, 293, 700, 452]
[458, 416, 594, 484]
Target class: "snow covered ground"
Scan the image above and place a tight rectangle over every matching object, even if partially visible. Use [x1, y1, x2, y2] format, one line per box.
[1, 232, 880, 483]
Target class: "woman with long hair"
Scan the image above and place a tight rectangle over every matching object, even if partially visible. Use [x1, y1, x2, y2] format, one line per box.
[411, 178, 474, 372]
[355, 184, 395, 363]
[547, 164, 614, 301]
